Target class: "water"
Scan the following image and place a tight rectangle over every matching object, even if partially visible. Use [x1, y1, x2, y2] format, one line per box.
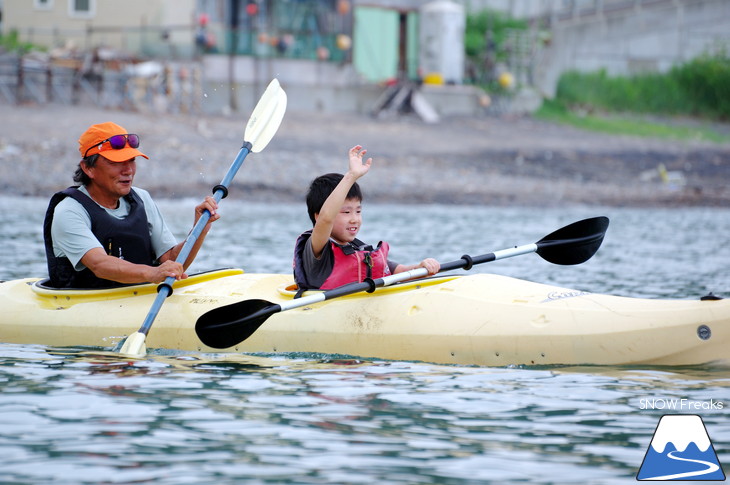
[1, 195, 729, 484]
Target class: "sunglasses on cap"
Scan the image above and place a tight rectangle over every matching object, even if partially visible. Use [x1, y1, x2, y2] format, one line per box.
[84, 134, 140, 158]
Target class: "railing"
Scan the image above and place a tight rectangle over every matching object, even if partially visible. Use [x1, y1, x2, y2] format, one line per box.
[0, 54, 203, 114]
[9, 22, 351, 63]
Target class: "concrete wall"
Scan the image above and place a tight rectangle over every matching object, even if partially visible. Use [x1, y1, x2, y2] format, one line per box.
[535, 0, 730, 97]
[201, 54, 384, 113]
[2, 0, 195, 54]
[200, 54, 484, 116]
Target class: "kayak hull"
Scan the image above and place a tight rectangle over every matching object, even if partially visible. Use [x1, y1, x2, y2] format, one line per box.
[1, 269, 728, 367]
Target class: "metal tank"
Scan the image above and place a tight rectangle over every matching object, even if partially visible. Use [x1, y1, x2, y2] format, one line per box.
[418, 0, 465, 84]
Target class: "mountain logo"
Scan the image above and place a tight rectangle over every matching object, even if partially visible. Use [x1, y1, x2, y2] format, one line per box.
[637, 414, 725, 481]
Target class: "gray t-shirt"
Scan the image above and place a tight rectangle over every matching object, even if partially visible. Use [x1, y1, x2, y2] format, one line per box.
[51, 186, 177, 271]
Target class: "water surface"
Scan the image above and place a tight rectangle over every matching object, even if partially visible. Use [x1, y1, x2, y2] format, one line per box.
[1, 196, 728, 484]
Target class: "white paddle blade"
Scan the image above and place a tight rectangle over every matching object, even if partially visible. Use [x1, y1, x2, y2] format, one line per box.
[244, 79, 287, 153]
[251, 88, 287, 153]
[119, 331, 147, 357]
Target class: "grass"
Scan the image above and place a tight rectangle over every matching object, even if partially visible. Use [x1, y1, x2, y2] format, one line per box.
[535, 100, 730, 144]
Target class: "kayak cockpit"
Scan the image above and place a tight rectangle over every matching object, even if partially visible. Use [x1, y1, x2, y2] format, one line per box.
[30, 268, 245, 305]
[275, 274, 463, 299]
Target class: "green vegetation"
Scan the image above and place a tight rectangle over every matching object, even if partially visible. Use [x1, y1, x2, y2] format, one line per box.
[537, 52, 730, 141]
[464, 9, 528, 90]
[465, 9, 528, 62]
[536, 99, 730, 143]
[0, 31, 43, 53]
[550, 52, 730, 120]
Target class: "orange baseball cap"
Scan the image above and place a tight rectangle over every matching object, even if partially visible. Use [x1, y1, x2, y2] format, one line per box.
[78, 122, 149, 162]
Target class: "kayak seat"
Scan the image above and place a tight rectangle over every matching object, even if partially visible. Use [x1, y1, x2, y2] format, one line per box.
[33, 278, 144, 291]
[33, 268, 243, 291]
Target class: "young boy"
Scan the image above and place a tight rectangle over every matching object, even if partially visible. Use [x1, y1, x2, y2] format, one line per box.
[293, 145, 440, 290]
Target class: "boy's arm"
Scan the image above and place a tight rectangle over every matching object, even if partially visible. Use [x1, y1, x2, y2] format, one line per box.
[309, 145, 372, 258]
[393, 258, 441, 276]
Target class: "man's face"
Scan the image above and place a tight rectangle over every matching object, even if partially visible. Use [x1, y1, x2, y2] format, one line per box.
[85, 156, 136, 200]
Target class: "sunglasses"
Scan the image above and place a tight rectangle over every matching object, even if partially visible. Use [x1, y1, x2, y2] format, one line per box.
[84, 134, 140, 158]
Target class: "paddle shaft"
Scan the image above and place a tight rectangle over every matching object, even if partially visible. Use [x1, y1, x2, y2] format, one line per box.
[281, 222, 609, 312]
[195, 216, 608, 348]
[273, 243, 537, 313]
[137, 142, 252, 336]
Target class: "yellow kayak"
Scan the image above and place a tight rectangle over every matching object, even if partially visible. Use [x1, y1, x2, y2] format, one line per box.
[1, 268, 727, 367]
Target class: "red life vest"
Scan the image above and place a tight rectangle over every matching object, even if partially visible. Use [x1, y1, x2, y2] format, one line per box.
[293, 230, 391, 290]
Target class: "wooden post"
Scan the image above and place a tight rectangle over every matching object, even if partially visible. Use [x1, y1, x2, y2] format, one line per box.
[397, 11, 408, 81]
[192, 64, 202, 114]
[97, 65, 104, 105]
[228, 0, 240, 112]
[16, 55, 23, 104]
[46, 64, 53, 103]
[72, 66, 80, 105]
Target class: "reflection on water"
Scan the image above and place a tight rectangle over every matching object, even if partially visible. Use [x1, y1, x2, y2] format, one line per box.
[1, 344, 728, 484]
[1, 196, 729, 483]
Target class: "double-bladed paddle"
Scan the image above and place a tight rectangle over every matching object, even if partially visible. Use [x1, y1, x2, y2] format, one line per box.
[195, 216, 609, 349]
[119, 78, 288, 357]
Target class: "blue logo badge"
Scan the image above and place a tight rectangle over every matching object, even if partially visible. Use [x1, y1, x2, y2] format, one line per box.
[637, 414, 725, 481]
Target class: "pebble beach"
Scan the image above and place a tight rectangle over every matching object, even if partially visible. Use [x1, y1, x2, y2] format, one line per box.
[1, 102, 729, 207]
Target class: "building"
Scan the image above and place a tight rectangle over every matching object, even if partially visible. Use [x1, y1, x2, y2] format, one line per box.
[2, 0, 196, 58]
[2, 0, 727, 113]
[0, 0, 479, 116]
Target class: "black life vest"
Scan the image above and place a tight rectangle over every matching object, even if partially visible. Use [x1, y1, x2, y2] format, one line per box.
[43, 187, 156, 288]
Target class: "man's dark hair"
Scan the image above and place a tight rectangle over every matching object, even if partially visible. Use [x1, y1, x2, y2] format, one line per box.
[306, 173, 362, 225]
[73, 155, 99, 185]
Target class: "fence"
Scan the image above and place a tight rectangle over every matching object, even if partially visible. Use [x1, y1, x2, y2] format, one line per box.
[0, 54, 204, 114]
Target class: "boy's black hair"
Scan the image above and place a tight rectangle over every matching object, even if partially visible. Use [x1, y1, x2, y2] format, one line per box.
[306, 172, 363, 225]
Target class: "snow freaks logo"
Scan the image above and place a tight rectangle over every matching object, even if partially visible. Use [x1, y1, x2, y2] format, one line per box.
[637, 414, 726, 481]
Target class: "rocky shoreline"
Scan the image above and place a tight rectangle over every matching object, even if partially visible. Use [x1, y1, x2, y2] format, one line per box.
[1, 103, 728, 207]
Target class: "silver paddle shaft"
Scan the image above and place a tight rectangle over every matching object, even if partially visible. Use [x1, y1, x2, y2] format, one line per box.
[278, 243, 538, 312]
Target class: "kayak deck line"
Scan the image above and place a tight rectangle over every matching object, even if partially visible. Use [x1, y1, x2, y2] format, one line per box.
[275, 274, 462, 299]
[26, 268, 458, 307]
[1, 269, 728, 367]
[29, 268, 245, 307]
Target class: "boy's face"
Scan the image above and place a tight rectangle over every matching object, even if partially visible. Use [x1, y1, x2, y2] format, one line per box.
[329, 198, 362, 245]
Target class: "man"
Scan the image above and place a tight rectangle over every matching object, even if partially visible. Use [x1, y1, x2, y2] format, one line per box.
[43, 121, 220, 288]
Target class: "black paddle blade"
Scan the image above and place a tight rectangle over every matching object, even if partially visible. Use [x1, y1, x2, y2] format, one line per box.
[536, 216, 609, 265]
[195, 299, 278, 349]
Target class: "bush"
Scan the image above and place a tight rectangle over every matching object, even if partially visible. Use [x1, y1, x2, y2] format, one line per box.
[554, 53, 730, 120]
[465, 10, 527, 61]
[464, 9, 528, 88]
[672, 53, 730, 118]
[0, 30, 42, 53]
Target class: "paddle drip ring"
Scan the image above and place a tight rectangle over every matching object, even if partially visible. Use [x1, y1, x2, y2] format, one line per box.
[363, 278, 377, 293]
[461, 254, 474, 271]
[157, 282, 173, 297]
[212, 184, 229, 199]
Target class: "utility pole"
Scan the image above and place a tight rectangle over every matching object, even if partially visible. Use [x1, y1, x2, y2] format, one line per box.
[228, 0, 240, 112]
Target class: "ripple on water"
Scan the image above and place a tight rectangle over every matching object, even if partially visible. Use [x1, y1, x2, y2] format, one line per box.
[1, 198, 730, 483]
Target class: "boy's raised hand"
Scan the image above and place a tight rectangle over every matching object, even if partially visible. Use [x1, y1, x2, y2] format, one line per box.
[348, 145, 372, 179]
